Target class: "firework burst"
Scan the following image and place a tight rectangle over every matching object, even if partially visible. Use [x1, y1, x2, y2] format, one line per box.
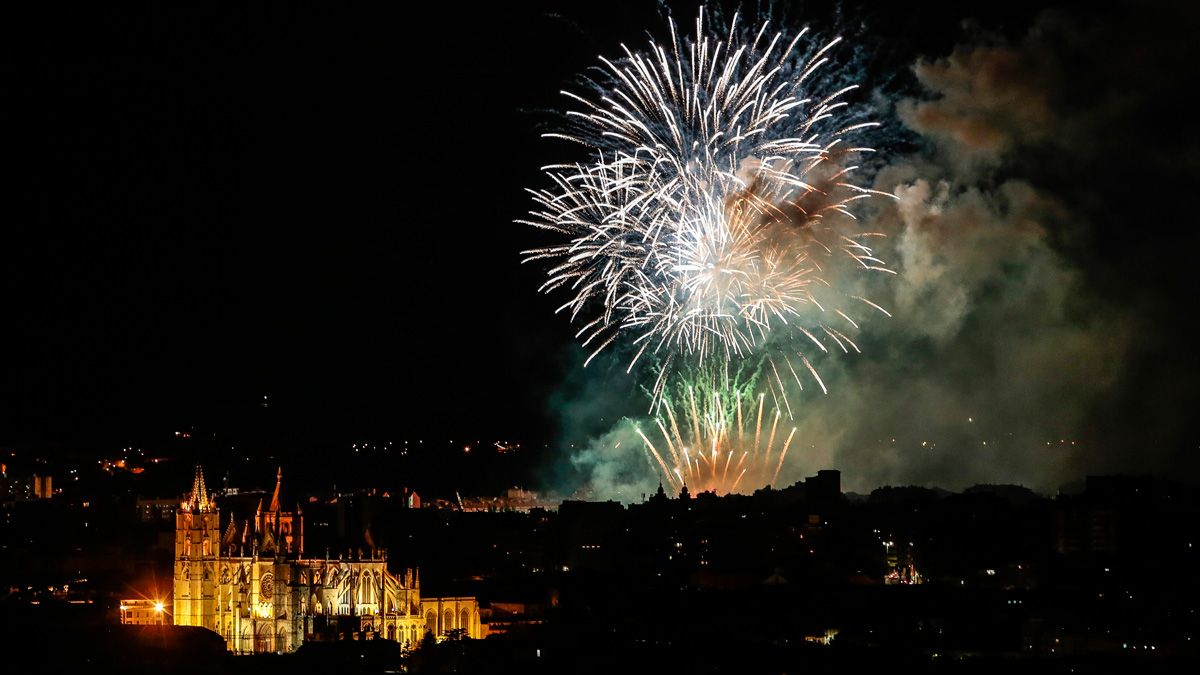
[522, 8, 895, 402]
[638, 377, 797, 496]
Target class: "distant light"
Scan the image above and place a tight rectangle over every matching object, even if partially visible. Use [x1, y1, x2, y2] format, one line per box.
[153, 601, 164, 613]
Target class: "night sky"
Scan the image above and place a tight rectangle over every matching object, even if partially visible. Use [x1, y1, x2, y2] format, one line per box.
[2, 1, 1197, 492]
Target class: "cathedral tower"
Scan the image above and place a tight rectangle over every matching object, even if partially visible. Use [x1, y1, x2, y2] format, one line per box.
[173, 464, 221, 631]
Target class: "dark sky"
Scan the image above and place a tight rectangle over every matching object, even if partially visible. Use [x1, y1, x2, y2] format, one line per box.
[2, 2, 1196, 488]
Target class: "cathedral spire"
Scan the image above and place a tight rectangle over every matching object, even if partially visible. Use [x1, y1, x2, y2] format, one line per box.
[222, 515, 237, 548]
[269, 466, 282, 513]
[186, 464, 212, 512]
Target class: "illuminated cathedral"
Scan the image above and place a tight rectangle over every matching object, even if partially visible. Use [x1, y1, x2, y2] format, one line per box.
[173, 466, 479, 653]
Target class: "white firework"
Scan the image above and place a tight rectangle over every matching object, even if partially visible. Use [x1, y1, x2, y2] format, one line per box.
[522, 8, 895, 406]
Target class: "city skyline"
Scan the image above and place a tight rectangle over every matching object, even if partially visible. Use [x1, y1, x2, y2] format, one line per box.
[4, 2, 1199, 671]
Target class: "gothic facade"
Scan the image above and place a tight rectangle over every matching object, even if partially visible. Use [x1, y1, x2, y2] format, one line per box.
[173, 466, 479, 653]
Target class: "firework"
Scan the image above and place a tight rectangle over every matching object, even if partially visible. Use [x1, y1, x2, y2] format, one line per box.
[522, 8, 895, 397]
[638, 378, 797, 496]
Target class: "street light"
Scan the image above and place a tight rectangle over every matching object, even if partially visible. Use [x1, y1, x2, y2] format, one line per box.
[154, 601, 165, 625]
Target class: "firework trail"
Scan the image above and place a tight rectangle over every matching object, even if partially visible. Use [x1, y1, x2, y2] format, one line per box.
[638, 372, 797, 496]
[522, 7, 895, 408]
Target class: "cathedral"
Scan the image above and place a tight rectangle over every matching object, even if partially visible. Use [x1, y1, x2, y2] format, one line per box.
[173, 466, 479, 653]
